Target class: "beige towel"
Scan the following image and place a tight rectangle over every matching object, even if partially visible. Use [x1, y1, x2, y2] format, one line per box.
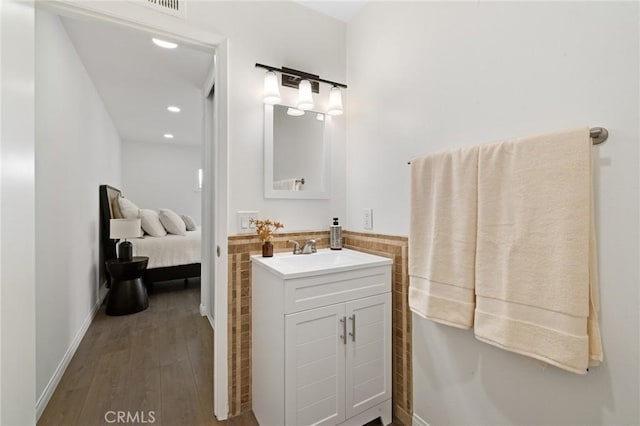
[474, 127, 603, 374]
[409, 146, 479, 329]
[273, 178, 302, 191]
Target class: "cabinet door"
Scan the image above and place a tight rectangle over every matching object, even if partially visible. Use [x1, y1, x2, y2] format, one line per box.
[345, 293, 392, 418]
[285, 303, 346, 426]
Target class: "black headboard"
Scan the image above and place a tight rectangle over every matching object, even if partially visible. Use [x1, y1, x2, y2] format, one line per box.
[99, 184, 122, 266]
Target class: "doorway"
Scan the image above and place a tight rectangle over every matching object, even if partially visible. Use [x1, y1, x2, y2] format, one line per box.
[33, 2, 229, 422]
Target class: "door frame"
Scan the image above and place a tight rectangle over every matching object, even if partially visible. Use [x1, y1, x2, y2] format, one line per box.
[35, 1, 230, 420]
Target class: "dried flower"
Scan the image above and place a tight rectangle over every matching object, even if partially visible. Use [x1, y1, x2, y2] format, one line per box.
[249, 218, 284, 242]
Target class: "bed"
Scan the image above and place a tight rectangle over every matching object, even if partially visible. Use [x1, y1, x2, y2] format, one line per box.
[99, 184, 201, 287]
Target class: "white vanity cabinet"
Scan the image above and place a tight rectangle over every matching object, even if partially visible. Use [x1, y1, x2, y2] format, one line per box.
[252, 249, 393, 426]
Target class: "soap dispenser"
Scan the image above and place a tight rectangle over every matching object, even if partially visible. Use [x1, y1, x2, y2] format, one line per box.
[330, 217, 342, 250]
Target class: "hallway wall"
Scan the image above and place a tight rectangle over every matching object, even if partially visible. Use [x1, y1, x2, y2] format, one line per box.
[35, 9, 122, 413]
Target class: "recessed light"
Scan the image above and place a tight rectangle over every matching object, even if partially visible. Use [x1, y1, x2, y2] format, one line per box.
[163, 134, 174, 139]
[152, 38, 178, 49]
[167, 106, 181, 113]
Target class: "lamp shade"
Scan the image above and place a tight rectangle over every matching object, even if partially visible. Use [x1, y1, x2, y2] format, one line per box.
[327, 86, 343, 116]
[297, 79, 314, 110]
[110, 218, 141, 239]
[263, 71, 281, 105]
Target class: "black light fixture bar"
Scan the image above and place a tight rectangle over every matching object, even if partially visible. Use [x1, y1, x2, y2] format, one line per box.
[255, 63, 348, 89]
[281, 67, 320, 93]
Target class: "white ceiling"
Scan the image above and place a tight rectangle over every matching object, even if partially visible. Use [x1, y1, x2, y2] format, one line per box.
[61, 16, 214, 147]
[60, 2, 359, 148]
[294, 1, 367, 22]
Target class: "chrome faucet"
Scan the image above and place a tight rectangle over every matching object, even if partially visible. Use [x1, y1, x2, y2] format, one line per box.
[302, 239, 317, 254]
[288, 239, 317, 255]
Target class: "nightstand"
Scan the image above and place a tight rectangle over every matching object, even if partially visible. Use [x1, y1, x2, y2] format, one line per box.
[105, 256, 149, 316]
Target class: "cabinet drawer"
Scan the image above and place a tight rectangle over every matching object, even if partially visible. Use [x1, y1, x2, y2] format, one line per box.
[284, 265, 391, 314]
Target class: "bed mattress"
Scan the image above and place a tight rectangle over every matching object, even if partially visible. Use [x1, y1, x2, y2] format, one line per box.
[130, 229, 201, 269]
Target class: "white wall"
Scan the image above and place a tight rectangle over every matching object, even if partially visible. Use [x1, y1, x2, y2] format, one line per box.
[347, 2, 639, 425]
[122, 139, 202, 223]
[35, 8, 122, 408]
[186, 1, 347, 233]
[0, 1, 36, 424]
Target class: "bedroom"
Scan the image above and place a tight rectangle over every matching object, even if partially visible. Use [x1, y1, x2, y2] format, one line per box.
[32, 8, 216, 422]
[59, 12, 210, 289]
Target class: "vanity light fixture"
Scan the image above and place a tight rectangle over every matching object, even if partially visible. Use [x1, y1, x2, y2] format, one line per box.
[167, 105, 181, 113]
[152, 38, 178, 49]
[327, 86, 344, 116]
[287, 107, 304, 117]
[255, 63, 347, 114]
[163, 133, 174, 139]
[263, 71, 281, 105]
[297, 80, 314, 111]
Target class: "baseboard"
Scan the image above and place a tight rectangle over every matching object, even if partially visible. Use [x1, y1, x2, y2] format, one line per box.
[412, 413, 430, 426]
[35, 285, 108, 420]
[207, 313, 215, 331]
[200, 303, 207, 317]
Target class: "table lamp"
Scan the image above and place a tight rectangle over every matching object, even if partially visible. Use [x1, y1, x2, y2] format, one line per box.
[110, 218, 141, 261]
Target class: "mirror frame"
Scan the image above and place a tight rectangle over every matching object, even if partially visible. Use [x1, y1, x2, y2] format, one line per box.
[264, 104, 331, 199]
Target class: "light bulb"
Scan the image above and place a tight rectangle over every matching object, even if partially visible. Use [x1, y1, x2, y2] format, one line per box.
[297, 80, 314, 110]
[327, 86, 343, 116]
[263, 71, 281, 105]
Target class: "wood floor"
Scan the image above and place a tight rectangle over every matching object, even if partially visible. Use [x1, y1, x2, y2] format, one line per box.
[38, 279, 257, 426]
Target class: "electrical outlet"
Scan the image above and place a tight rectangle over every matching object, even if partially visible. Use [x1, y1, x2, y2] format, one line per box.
[363, 208, 373, 230]
[237, 211, 259, 234]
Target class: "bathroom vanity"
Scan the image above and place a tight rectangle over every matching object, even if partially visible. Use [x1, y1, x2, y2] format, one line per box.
[251, 249, 393, 426]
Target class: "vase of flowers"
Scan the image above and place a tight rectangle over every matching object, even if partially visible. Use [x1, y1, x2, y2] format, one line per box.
[249, 218, 284, 257]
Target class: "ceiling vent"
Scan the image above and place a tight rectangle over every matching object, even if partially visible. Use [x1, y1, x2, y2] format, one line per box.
[140, 0, 186, 18]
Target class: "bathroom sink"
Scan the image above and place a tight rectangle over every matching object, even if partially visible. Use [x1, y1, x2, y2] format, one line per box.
[251, 248, 392, 279]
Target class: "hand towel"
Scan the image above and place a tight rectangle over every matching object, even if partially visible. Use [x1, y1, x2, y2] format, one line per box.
[273, 178, 301, 191]
[474, 127, 603, 374]
[409, 146, 479, 329]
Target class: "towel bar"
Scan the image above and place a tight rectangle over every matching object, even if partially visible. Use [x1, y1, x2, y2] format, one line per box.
[407, 126, 609, 164]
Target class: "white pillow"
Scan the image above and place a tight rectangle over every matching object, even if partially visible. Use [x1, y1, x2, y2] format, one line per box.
[118, 196, 140, 219]
[181, 215, 197, 231]
[140, 209, 167, 237]
[111, 195, 123, 219]
[159, 209, 187, 236]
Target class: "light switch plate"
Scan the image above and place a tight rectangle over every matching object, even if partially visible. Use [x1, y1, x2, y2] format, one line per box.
[237, 211, 259, 234]
[363, 208, 373, 230]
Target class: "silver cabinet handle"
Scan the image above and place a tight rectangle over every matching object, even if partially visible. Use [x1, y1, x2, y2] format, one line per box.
[348, 314, 356, 342]
[339, 316, 347, 345]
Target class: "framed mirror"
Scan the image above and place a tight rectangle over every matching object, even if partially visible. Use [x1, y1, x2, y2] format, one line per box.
[264, 104, 330, 199]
